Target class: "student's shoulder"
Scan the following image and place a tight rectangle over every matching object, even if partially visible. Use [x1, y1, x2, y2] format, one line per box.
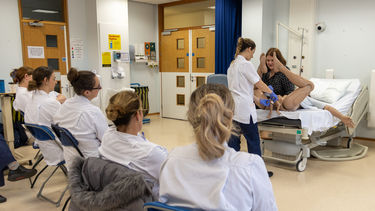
[227, 150, 265, 169]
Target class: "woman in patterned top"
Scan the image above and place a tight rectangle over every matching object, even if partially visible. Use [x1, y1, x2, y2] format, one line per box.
[257, 48, 295, 96]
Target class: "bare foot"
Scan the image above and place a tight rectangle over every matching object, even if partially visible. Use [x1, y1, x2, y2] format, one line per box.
[260, 53, 267, 74]
[273, 52, 283, 73]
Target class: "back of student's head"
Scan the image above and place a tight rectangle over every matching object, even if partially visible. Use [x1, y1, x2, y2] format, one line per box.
[10, 66, 33, 84]
[67, 67, 96, 95]
[187, 84, 234, 161]
[234, 37, 256, 58]
[28, 66, 53, 91]
[106, 90, 141, 127]
[266, 48, 286, 66]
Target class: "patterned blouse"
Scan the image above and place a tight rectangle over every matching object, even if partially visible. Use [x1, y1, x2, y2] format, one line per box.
[261, 67, 295, 96]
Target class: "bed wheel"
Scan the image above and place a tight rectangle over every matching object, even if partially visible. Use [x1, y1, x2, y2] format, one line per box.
[296, 158, 307, 172]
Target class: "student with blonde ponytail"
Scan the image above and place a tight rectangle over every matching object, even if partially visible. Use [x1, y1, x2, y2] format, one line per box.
[98, 90, 167, 196]
[227, 37, 278, 177]
[159, 84, 277, 210]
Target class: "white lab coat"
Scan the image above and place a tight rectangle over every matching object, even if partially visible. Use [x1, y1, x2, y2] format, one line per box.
[159, 143, 277, 211]
[24, 90, 64, 166]
[227, 55, 260, 124]
[13, 87, 32, 112]
[98, 126, 168, 195]
[53, 95, 108, 170]
[13, 87, 61, 112]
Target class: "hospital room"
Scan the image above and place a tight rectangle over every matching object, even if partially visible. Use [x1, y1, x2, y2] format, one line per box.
[1, 0, 375, 210]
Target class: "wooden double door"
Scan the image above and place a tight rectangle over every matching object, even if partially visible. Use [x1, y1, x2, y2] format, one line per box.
[161, 28, 215, 120]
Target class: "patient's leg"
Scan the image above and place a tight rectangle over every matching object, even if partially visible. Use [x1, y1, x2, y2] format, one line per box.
[273, 52, 314, 111]
[254, 88, 267, 109]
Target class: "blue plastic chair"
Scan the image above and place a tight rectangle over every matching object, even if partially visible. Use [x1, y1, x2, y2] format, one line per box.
[51, 124, 85, 211]
[144, 202, 196, 211]
[207, 74, 228, 88]
[24, 123, 69, 207]
[51, 124, 84, 157]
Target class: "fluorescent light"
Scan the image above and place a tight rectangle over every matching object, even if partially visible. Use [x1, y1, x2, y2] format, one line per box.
[32, 9, 59, 14]
[208, 6, 215, 9]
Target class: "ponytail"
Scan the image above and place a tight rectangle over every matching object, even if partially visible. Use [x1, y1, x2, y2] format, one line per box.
[192, 93, 233, 161]
[234, 37, 256, 59]
[28, 66, 53, 91]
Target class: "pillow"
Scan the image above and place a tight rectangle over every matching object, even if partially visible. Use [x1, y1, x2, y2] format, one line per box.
[309, 78, 352, 103]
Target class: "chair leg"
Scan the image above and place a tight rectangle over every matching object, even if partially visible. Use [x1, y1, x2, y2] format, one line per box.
[59, 165, 68, 177]
[62, 196, 71, 211]
[37, 166, 69, 207]
[30, 164, 48, 188]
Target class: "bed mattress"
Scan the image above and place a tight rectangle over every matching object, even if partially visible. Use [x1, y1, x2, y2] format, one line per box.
[257, 78, 361, 135]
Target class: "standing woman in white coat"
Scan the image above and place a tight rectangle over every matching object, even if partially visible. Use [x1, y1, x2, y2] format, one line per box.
[24, 66, 64, 166]
[54, 68, 108, 170]
[98, 90, 167, 196]
[227, 37, 278, 177]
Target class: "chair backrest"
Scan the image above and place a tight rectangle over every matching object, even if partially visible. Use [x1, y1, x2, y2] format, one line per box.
[207, 74, 228, 88]
[24, 123, 55, 141]
[51, 124, 84, 158]
[143, 202, 193, 211]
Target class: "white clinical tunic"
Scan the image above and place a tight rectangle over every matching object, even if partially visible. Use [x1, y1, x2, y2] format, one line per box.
[227, 55, 260, 124]
[24, 90, 64, 166]
[98, 126, 168, 194]
[53, 95, 109, 170]
[13, 86, 32, 112]
[159, 143, 277, 211]
[13, 87, 61, 112]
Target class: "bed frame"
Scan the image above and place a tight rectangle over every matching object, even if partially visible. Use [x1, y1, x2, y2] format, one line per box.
[259, 86, 369, 172]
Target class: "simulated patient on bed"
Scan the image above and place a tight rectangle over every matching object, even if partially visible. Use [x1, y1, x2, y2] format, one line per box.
[254, 52, 355, 129]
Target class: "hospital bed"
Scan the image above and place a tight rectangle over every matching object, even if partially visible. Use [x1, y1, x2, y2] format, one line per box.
[257, 78, 369, 171]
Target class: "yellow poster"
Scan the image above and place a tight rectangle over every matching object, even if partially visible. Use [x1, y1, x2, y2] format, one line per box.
[108, 34, 121, 50]
[102, 52, 111, 67]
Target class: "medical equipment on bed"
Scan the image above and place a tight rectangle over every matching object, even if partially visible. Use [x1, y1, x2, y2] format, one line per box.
[258, 78, 369, 171]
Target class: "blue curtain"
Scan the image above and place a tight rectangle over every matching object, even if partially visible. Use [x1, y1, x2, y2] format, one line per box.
[215, 0, 242, 74]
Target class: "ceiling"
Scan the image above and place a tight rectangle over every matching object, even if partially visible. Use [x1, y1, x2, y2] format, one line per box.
[130, 0, 179, 4]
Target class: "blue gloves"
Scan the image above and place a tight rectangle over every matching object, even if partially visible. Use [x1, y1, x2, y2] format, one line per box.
[267, 85, 278, 102]
[260, 99, 271, 107]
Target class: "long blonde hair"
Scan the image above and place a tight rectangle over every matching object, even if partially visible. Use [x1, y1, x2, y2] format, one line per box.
[188, 84, 234, 161]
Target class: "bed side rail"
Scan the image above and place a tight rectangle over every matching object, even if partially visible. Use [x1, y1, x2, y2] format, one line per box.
[347, 86, 369, 136]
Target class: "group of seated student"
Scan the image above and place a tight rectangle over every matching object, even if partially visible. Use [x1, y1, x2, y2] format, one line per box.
[6, 65, 277, 210]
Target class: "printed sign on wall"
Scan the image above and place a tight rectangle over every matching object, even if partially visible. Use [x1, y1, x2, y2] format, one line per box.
[108, 34, 121, 50]
[102, 52, 112, 67]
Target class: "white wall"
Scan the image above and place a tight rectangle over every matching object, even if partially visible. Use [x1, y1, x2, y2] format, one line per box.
[314, 0, 375, 138]
[242, 0, 263, 68]
[288, 0, 316, 78]
[242, 0, 289, 67]
[67, 0, 90, 70]
[128, 1, 160, 114]
[0, 0, 23, 91]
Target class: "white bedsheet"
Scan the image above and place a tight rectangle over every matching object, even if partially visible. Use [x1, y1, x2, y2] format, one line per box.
[257, 79, 361, 135]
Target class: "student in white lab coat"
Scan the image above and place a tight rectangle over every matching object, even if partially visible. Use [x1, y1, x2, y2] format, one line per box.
[24, 66, 64, 166]
[54, 68, 108, 170]
[159, 84, 277, 211]
[98, 90, 167, 196]
[11, 66, 66, 113]
[227, 37, 279, 177]
[11, 66, 33, 113]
